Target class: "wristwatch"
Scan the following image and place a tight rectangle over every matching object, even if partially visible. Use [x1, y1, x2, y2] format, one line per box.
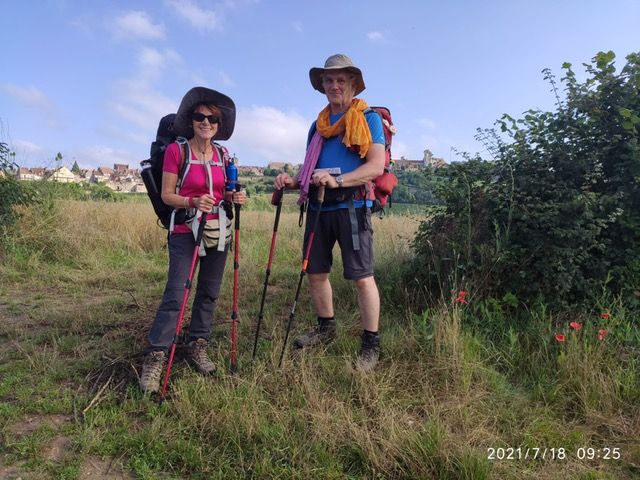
[335, 175, 344, 187]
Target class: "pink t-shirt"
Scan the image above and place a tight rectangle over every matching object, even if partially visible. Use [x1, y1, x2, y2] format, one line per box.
[163, 142, 226, 234]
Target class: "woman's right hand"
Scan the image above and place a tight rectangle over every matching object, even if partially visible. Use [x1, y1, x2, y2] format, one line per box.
[193, 194, 215, 213]
[274, 173, 297, 190]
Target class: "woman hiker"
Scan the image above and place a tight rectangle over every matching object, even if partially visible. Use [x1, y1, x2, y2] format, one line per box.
[140, 87, 246, 393]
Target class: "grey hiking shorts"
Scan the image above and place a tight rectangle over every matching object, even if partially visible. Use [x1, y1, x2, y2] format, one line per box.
[303, 206, 374, 280]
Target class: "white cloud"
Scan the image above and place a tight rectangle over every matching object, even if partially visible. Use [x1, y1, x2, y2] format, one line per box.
[111, 10, 165, 40]
[139, 48, 165, 70]
[419, 134, 445, 154]
[391, 140, 411, 159]
[69, 14, 94, 35]
[108, 79, 177, 131]
[1, 84, 52, 110]
[292, 20, 303, 32]
[75, 145, 139, 168]
[165, 0, 221, 32]
[367, 31, 385, 42]
[219, 70, 236, 87]
[106, 47, 182, 138]
[232, 106, 310, 166]
[2, 84, 62, 129]
[9, 139, 52, 168]
[138, 47, 182, 73]
[13, 139, 45, 155]
[418, 117, 437, 129]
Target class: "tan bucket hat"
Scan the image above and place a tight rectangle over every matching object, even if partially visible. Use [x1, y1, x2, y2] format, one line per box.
[172, 86, 236, 140]
[309, 54, 366, 95]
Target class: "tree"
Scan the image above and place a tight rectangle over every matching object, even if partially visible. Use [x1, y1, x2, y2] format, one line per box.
[411, 51, 640, 309]
[0, 141, 36, 230]
[71, 161, 81, 174]
[0, 142, 10, 171]
[0, 142, 17, 173]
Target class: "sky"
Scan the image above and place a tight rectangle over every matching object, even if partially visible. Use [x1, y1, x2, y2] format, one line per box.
[1, 0, 639, 170]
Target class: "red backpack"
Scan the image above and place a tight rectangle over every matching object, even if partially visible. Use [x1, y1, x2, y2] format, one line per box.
[368, 106, 398, 212]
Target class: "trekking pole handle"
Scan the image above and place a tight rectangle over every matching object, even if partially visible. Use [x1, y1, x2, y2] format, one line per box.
[271, 188, 284, 206]
[317, 185, 325, 203]
[233, 183, 242, 228]
[195, 212, 207, 245]
[232, 183, 244, 203]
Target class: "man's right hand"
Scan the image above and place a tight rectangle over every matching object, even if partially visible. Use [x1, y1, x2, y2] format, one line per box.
[274, 173, 298, 190]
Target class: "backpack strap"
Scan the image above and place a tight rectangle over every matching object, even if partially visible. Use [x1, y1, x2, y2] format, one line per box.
[174, 137, 227, 195]
[171, 137, 222, 232]
[169, 138, 192, 232]
[213, 142, 229, 184]
[211, 142, 232, 252]
[347, 198, 360, 251]
[175, 137, 191, 193]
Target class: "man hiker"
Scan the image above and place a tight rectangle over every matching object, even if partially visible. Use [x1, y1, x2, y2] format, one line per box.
[274, 53, 385, 371]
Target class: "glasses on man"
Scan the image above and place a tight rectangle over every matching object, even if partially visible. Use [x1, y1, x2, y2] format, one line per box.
[191, 112, 220, 124]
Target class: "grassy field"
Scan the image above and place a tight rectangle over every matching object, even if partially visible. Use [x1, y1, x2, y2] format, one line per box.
[0, 196, 638, 479]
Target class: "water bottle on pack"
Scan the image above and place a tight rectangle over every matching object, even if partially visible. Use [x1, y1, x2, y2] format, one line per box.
[226, 155, 238, 192]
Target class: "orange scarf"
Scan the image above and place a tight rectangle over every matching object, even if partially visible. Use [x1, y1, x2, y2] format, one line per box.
[315, 98, 372, 158]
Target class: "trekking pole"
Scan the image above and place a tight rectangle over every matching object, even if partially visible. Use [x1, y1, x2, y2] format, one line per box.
[160, 212, 208, 399]
[278, 185, 325, 368]
[252, 188, 284, 362]
[230, 187, 241, 372]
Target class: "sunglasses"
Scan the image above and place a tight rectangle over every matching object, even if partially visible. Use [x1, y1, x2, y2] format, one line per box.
[191, 112, 220, 124]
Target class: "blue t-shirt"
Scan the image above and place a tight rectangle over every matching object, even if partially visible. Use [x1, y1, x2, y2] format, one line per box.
[308, 109, 385, 211]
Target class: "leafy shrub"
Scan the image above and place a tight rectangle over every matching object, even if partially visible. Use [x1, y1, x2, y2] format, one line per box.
[30, 180, 120, 202]
[411, 51, 640, 310]
[392, 169, 442, 205]
[0, 176, 38, 230]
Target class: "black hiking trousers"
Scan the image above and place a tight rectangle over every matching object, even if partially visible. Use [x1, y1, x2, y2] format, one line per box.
[146, 233, 228, 353]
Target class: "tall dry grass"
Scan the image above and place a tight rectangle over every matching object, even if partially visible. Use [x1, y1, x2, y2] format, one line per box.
[12, 200, 166, 262]
[1, 199, 638, 479]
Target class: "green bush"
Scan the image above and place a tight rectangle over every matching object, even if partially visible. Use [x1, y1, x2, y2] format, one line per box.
[0, 176, 38, 230]
[392, 169, 441, 205]
[411, 51, 640, 310]
[30, 180, 121, 202]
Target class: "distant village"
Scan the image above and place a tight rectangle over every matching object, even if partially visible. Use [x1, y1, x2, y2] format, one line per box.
[14, 149, 445, 193]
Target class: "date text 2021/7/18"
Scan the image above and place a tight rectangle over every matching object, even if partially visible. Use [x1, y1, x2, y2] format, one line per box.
[486, 447, 621, 461]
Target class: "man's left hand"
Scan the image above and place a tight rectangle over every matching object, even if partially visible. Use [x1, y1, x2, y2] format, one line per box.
[312, 171, 339, 188]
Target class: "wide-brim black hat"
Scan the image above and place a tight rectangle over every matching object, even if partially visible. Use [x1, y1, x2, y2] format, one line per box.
[173, 87, 236, 140]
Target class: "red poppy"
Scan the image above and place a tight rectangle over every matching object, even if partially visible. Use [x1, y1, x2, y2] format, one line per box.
[569, 321, 583, 331]
[454, 290, 468, 304]
[600, 312, 611, 319]
[555, 334, 566, 343]
[598, 329, 609, 341]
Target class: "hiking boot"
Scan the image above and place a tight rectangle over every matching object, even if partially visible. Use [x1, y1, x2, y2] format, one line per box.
[355, 332, 380, 372]
[293, 322, 337, 349]
[139, 350, 166, 393]
[186, 338, 217, 374]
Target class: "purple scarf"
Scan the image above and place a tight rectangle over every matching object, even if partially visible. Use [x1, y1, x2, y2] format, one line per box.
[297, 130, 324, 205]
